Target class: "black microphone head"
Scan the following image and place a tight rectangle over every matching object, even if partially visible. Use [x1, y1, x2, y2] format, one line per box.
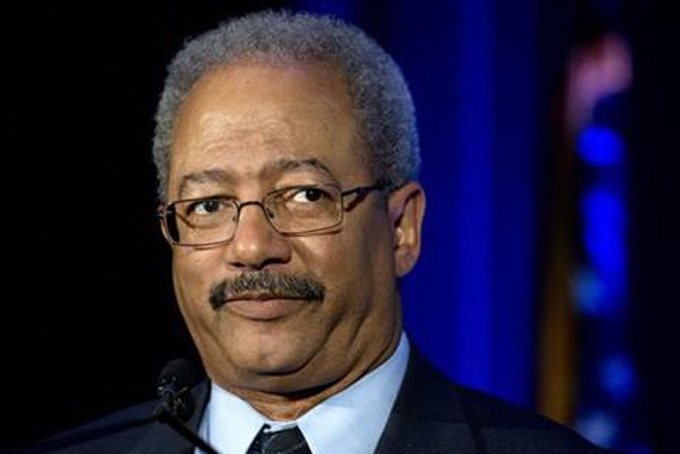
[155, 358, 200, 422]
[157, 358, 199, 390]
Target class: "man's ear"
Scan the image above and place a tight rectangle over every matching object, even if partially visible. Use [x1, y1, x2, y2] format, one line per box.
[388, 181, 426, 277]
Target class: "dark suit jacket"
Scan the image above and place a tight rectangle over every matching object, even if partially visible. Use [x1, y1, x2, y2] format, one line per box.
[24, 351, 617, 454]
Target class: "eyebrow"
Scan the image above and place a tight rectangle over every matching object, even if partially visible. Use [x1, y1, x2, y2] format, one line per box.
[177, 157, 337, 198]
[178, 168, 234, 198]
[264, 157, 336, 180]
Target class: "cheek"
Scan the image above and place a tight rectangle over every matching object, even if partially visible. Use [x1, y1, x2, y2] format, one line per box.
[294, 213, 394, 304]
[172, 249, 220, 314]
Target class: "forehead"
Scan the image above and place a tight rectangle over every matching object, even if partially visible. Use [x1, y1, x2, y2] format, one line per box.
[168, 59, 369, 198]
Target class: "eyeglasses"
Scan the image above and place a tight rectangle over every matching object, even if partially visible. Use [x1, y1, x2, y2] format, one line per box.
[158, 182, 386, 247]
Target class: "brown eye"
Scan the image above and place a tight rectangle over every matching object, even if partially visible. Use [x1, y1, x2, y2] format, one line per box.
[189, 199, 223, 215]
[292, 188, 325, 203]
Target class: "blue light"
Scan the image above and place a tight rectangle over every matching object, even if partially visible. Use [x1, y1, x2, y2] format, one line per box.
[575, 411, 619, 447]
[581, 188, 627, 303]
[577, 126, 625, 165]
[601, 354, 637, 403]
[573, 268, 606, 315]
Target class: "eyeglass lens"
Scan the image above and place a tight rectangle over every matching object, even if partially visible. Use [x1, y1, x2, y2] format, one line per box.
[164, 185, 344, 245]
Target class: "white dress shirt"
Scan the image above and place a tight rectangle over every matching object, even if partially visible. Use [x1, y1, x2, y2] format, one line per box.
[197, 332, 410, 454]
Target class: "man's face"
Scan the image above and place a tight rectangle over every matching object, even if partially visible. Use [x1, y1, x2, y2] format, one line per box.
[167, 60, 421, 396]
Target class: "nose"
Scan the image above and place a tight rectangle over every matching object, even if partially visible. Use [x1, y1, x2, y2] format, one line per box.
[223, 203, 292, 270]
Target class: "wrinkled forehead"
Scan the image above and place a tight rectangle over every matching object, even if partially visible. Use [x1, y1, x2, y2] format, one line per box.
[166, 60, 372, 199]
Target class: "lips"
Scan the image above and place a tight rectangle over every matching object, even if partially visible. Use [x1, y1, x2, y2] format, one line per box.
[224, 295, 309, 320]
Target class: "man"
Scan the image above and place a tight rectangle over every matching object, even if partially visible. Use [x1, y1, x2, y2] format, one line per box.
[29, 10, 618, 454]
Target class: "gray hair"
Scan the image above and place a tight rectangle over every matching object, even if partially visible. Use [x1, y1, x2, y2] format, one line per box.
[153, 10, 420, 202]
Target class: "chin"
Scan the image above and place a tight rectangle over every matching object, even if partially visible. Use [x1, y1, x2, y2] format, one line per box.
[199, 315, 336, 391]
[242, 353, 305, 376]
[217, 335, 318, 381]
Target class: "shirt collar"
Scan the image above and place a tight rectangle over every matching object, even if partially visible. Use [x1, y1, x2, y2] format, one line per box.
[200, 332, 410, 454]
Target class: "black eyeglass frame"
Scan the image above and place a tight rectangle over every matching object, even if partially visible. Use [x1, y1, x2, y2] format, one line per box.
[157, 180, 388, 247]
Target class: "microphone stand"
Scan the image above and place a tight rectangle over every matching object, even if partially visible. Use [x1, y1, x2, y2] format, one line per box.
[19, 360, 223, 454]
[154, 402, 223, 454]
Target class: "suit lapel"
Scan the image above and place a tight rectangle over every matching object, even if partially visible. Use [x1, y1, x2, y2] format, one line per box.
[129, 380, 211, 454]
[374, 349, 479, 454]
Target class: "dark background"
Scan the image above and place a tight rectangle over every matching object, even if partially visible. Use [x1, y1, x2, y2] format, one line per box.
[7, 1, 678, 453]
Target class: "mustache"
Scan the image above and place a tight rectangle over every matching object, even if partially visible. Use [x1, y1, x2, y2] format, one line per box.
[209, 271, 326, 310]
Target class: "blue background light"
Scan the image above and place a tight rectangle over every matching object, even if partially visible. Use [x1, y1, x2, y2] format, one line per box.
[601, 354, 637, 403]
[578, 126, 625, 166]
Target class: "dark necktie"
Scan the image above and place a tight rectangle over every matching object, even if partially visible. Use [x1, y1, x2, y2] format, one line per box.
[246, 424, 312, 454]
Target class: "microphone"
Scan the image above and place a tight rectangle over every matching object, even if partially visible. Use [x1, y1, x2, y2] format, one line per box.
[153, 358, 199, 421]
[153, 359, 223, 454]
[17, 359, 222, 454]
